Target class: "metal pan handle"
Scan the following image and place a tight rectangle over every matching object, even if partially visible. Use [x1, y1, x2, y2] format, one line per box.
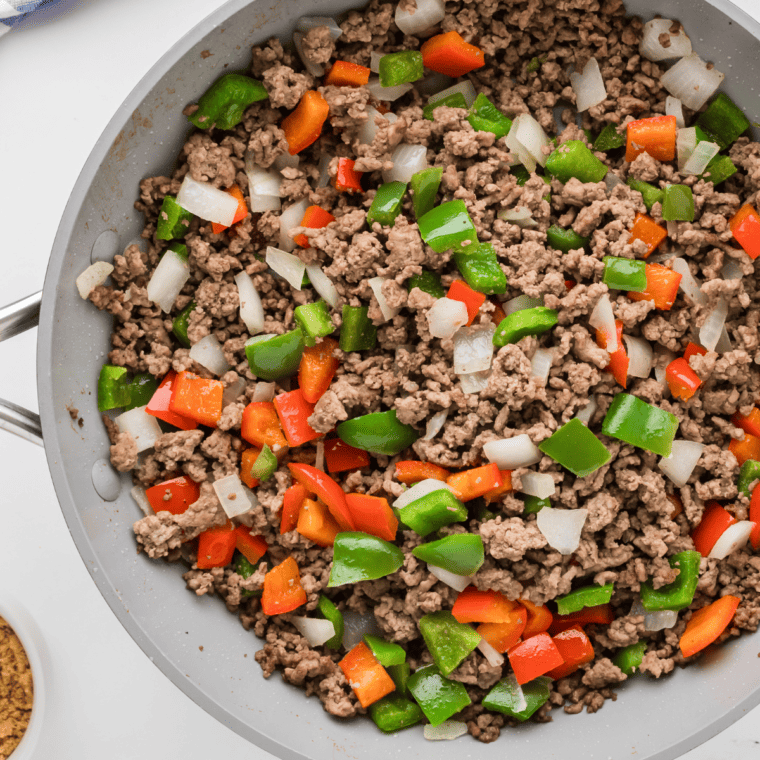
[0, 292, 43, 446]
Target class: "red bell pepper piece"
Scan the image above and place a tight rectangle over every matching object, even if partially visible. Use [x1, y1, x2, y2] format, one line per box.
[546, 626, 595, 680]
[483, 470, 513, 504]
[324, 60, 371, 87]
[692, 501, 737, 557]
[168, 371, 224, 428]
[625, 115, 677, 163]
[339, 642, 396, 708]
[281, 483, 308, 534]
[234, 525, 268, 565]
[627, 263, 682, 310]
[666, 357, 702, 401]
[395, 460, 450, 485]
[281, 90, 330, 155]
[508, 632, 565, 685]
[273, 388, 321, 447]
[293, 205, 336, 248]
[447, 279, 486, 326]
[287, 462, 356, 531]
[298, 338, 340, 404]
[345, 493, 398, 542]
[749, 485, 760, 550]
[628, 212, 667, 258]
[211, 184, 248, 234]
[297, 497, 341, 547]
[476, 604, 528, 653]
[241, 402, 289, 452]
[146, 371, 199, 430]
[196, 522, 236, 569]
[729, 432, 760, 466]
[565, 279, 577, 290]
[731, 408, 760, 439]
[729, 204, 760, 260]
[261, 556, 308, 615]
[333, 158, 363, 193]
[596, 319, 628, 388]
[520, 599, 553, 638]
[549, 603, 614, 636]
[239, 447, 262, 490]
[490, 296, 507, 326]
[446, 463, 503, 502]
[683, 341, 707, 362]
[452, 587, 518, 624]
[421, 31, 485, 77]
[324, 438, 370, 473]
[679, 595, 740, 657]
[145, 475, 200, 516]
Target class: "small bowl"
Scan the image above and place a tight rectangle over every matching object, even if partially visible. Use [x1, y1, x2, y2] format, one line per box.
[0, 596, 46, 760]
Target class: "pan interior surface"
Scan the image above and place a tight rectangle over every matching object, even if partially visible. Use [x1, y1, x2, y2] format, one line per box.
[37, 1, 760, 759]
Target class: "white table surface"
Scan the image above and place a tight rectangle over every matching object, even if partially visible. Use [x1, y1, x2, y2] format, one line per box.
[1, 1, 759, 757]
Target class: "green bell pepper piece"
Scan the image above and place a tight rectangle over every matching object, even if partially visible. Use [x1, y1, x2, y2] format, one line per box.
[696, 93, 750, 150]
[546, 225, 590, 252]
[701, 154, 737, 186]
[419, 610, 480, 676]
[124, 373, 158, 412]
[411, 533, 484, 576]
[593, 124, 626, 151]
[662, 184, 694, 222]
[337, 410, 418, 456]
[378, 50, 424, 87]
[601, 393, 679, 457]
[388, 662, 411, 696]
[367, 181, 407, 227]
[640, 550, 701, 611]
[546, 140, 608, 184]
[156, 195, 194, 241]
[423, 92, 468, 121]
[407, 270, 445, 299]
[511, 164, 531, 186]
[523, 495, 550, 515]
[539, 419, 611, 477]
[453, 242, 508, 295]
[475, 503, 498, 522]
[418, 200, 478, 253]
[555, 582, 615, 615]
[493, 307, 558, 347]
[328, 532, 405, 587]
[738, 459, 760, 497]
[613, 641, 647, 676]
[410, 167, 443, 219]
[250, 444, 277, 482]
[369, 694, 423, 733]
[172, 300, 196, 348]
[526, 55, 547, 73]
[294, 301, 334, 347]
[398, 489, 468, 537]
[603, 256, 647, 292]
[167, 241, 189, 261]
[97, 364, 131, 412]
[317, 596, 344, 650]
[339, 304, 377, 352]
[245, 329, 305, 381]
[467, 93, 512, 138]
[626, 177, 665, 212]
[188, 73, 268, 130]
[364, 635, 406, 667]
[408, 664, 472, 726]
[234, 552, 262, 598]
[482, 675, 552, 721]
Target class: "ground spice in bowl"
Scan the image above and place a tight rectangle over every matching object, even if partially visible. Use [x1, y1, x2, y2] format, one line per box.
[0, 616, 33, 759]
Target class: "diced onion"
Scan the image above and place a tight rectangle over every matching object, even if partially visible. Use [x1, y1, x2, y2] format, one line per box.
[639, 19, 692, 61]
[293, 17, 342, 77]
[506, 113, 550, 172]
[570, 57, 607, 112]
[177, 175, 238, 226]
[623, 335, 653, 379]
[342, 611, 381, 649]
[483, 435, 542, 469]
[315, 440, 325, 472]
[721, 259, 744, 281]
[503, 294, 543, 312]
[709, 521, 755, 559]
[453, 325, 496, 374]
[213, 473, 252, 518]
[366, 77, 414, 102]
[395, 0, 445, 35]
[383, 143, 428, 183]
[605, 172, 624, 194]
[266, 246, 306, 291]
[575, 396, 598, 425]
[424, 409, 449, 440]
[316, 154, 333, 190]
[222, 376, 246, 408]
[530, 347, 554, 384]
[278, 199, 310, 252]
[667, 220, 679, 238]
[699, 297, 728, 352]
[658, 439, 705, 488]
[428, 565, 473, 592]
[305, 263, 339, 308]
[683, 141, 720, 176]
[654, 347, 677, 389]
[459, 370, 491, 395]
[234, 271, 265, 335]
[666, 96, 686, 129]
[273, 152, 300, 171]
[644, 609, 679, 632]
[131, 485, 152, 516]
[395, 479, 454, 510]
[291, 616, 336, 647]
[589, 293, 618, 352]
[245, 153, 282, 213]
[424, 721, 468, 741]
[427, 297, 469, 339]
[536, 507, 588, 555]
[519, 472, 556, 499]
[189, 334, 231, 376]
[368, 276, 401, 322]
[428, 80, 477, 109]
[676, 128, 697, 172]
[252, 381, 276, 402]
[671, 258, 707, 306]
[76, 261, 114, 299]
[716, 326, 732, 354]
[146, 248, 190, 313]
[661, 53, 725, 111]
[416, 71, 455, 97]
[647, 250, 677, 265]
[477, 637, 505, 669]
[357, 107, 399, 145]
[498, 206, 537, 229]
[370, 51, 383, 73]
[115, 406, 162, 453]
[505, 674, 528, 712]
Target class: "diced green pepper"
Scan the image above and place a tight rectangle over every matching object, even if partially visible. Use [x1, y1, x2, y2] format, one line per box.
[613, 641, 647, 676]
[538, 418, 611, 478]
[408, 664, 472, 726]
[337, 410, 418, 456]
[367, 181, 407, 227]
[546, 140, 608, 184]
[467, 93, 512, 139]
[410, 167, 443, 219]
[124, 373, 158, 412]
[603, 256, 647, 292]
[523, 495, 550, 515]
[328, 532, 405, 587]
[294, 301, 334, 347]
[546, 225, 590, 253]
[662, 184, 695, 222]
[157, 195, 194, 241]
[640, 550, 701, 611]
[388, 662, 411, 696]
[379, 50, 424, 87]
[398, 489, 468, 537]
[555, 582, 615, 615]
[475, 503, 498, 522]
[738, 459, 760, 497]
[493, 307, 558, 347]
[339, 304, 377, 352]
[412, 533, 484, 576]
[593, 124, 626, 151]
[601, 393, 679, 457]
[168, 241, 188, 261]
[172, 300, 196, 348]
[419, 610, 480, 676]
[407, 270, 446, 299]
[250, 444, 277, 482]
[526, 55, 547, 73]
[188, 73, 268, 130]
[511, 165, 531, 186]
[701, 154, 737, 186]
[317, 595, 344, 650]
[453, 242, 508, 295]
[245, 329, 305, 381]
[234, 553, 262, 598]
[482, 676, 552, 721]
[364, 635, 406, 667]
[423, 92, 468, 121]
[626, 177, 665, 212]
[696, 93, 750, 150]
[369, 694, 423, 733]
[97, 364, 131, 412]
[418, 200, 478, 253]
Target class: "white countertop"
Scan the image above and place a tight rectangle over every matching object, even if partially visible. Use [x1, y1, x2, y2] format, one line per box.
[1, 1, 759, 757]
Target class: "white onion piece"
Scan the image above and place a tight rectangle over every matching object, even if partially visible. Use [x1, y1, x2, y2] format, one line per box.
[177, 175, 238, 226]
[623, 335, 654, 379]
[605, 172, 624, 194]
[667, 220, 679, 238]
[671, 258, 707, 306]
[716, 326, 732, 354]
[366, 77, 414, 102]
[370, 51, 382, 73]
[189, 335, 230, 376]
[424, 409, 448, 440]
[245, 155, 282, 212]
[639, 19, 692, 61]
[278, 199, 310, 252]
[357, 107, 399, 145]
[570, 57, 607, 112]
[459, 370, 491, 395]
[368, 276, 401, 321]
[394, 478, 454, 509]
[709, 521, 755, 559]
[427, 297, 469, 339]
[395, 0, 445, 35]
[699, 297, 728, 352]
[589, 293, 618, 352]
[315, 440, 325, 472]
[505, 674, 528, 712]
[647, 250, 677, 265]
[293, 18, 343, 76]
[266, 246, 306, 291]
[506, 113, 550, 171]
[536, 507, 588, 555]
[252, 381, 276, 403]
[383, 143, 428, 183]
[305, 263, 339, 308]
[575, 396, 598, 425]
[291, 616, 336, 647]
[213, 473, 253, 518]
[342, 610, 381, 649]
[427, 80, 477, 109]
[316, 154, 333, 189]
[453, 325, 495, 374]
[658, 439, 705, 488]
[483, 435, 542, 469]
[477, 637, 505, 667]
[146, 248, 190, 313]
[519, 472, 556, 499]
[222, 376, 246, 408]
[654, 347, 677, 389]
[234, 271, 265, 335]
[131, 485, 152, 516]
[721, 259, 744, 281]
[683, 141, 720, 176]
[76, 261, 114, 299]
[498, 206, 537, 229]
[416, 70, 455, 97]
[293, 34, 325, 77]
[428, 565, 474, 592]
[676, 128, 697, 172]
[661, 53, 725, 111]
[273, 152, 300, 171]
[645, 609, 679, 632]
[666, 96, 686, 129]
[530, 347, 554, 384]
[424, 721, 468, 741]
[115, 406, 162, 453]
[503, 294, 543, 312]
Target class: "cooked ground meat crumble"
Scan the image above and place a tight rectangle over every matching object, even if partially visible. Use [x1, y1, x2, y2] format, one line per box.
[87, 0, 760, 741]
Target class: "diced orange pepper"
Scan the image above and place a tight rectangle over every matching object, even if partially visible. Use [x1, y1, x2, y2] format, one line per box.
[324, 60, 371, 87]
[287, 462, 355, 531]
[490, 297, 507, 326]
[297, 497, 341, 547]
[447, 279, 486, 326]
[625, 115, 677, 163]
[692, 501, 737, 557]
[333, 158, 363, 193]
[729, 204, 760, 260]
[234, 525, 268, 565]
[395, 460, 451, 485]
[679, 595, 740, 658]
[145, 475, 200, 516]
[508, 632, 564, 685]
[146, 371, 199, 430]
[211, 184, 248, 234]
[483, 470, 513, 504]
[240, 447, 262, 489]
[261, 556, 308, 615]
[452, 587, 518, 624]
[241, 402, 288, 452]
[298, 338, 340, 404]
[421, 31, 486, 77]
[596, 319, 628, 388]
[168, 371, 224, 428]
[732, 408, 760, 439]
[324, 438, 370, 473]
[446, 463, 503, 502]
[684, 341, 707, 362]
[629, 212, 667, 258]
[477, 604, 528, 653]
[273, 388, 321, 447]
[547, 626, 595, 680]
[749, 485, 760, 551]
[339, 642, 396, 708]
[549, 603, 614, 636]
[729, 432, 760, 466]
[281, 90, 330, 155]
[520, 599, 553, 638]
[345, 493, 398, 542]
[293, 205, 336, 248]
[281, 483, 308, 534]
[196, 521, 236, 569]
[627, 263, 682, 310]
[666, 357, 702, 401]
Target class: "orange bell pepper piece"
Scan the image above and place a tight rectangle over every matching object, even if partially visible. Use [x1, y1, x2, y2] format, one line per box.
[168, 371, 224, 428]
[692, 501, 737, 556]
[666, 357, 702, 401]
[261, 556, 308, 615]
[447, 279, 486, 326]
[339, 642, 396, 708]
[729, 204, 760, 260]
[629, 212, 667, 258]
[345, 493, 398, 542]
[731, 408, 760, 439]
[490, 296, 507, 326]
[241, 401, 288, 452]
[324, 438, 370, 473]
[483, 470, 513, 504]
[281, 483, 308, 534]
[749, 485, 760, 550]
[146, 370, 199, 430]
[421, 31, 485, 77]
[145, 475, 200, 516]
[211, 184, 249, 234]
[549, 603, 614, 636]
[281, 90, 330, 155]
[287, 462, 355, 531]
[679, 595, 740, 658]
[627, 263, 682, 310]
[234, 525, 268, 565]
[446, 463, 503, 502]
[683, 341, 707, 362]
[334, 157, 363, 193]
[520, 599, 553, 638]
[240, 447, 262, 489]
[508, 632, 565, 685]
[293, 204, 336, 248]
[625, 115, 677, 163]
[298, 337, 340, 404]
[546, 626, 595, 680]
[324, 60, 371, 87]
[452, 587, 518, 624]
[476, 604, 528, 653]
[196, 521, 236, 569]
[729, 432, 760, 466]
[297, 497, 341, 547]
[596, 319, 628, 389]
[273, 388, 321, 448]
[395, 460, 451, 485]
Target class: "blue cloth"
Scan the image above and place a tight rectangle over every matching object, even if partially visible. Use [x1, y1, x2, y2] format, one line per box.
[0, 0, 68, 35]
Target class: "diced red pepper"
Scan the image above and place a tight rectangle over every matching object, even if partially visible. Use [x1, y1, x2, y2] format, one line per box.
[476, 604, 528, 653]
[684, 342, 707, 362]
[596, 319, 628, 389]
[395, 460, 451, 485]
[691, 501, 737, 557]
[520, 599, 553, 639]
[293, 205, 336, 248]
[508, 632, 565, 685]
[546, 626, 595, 680]
[345, 493, 398, 542]
[490, 297, 507, 326]
[729, 432, 760, 466]
[324, 60, 371, 87]
[421, 31, 486, 77]
[483, 470, 514, 504]
[211, 184, 249, 234]
[261, 556, 308, 615]
[446, 463, 503, 502]
[196, 522, 237, 569]
[666, 357, 702, 401]
[234, 525, 268, 565]
[297, 497, 341, 547]
[447, 279, 486, 326]
[145, 475, 200, 516]
[287, 462, 356, 531]
[629, 212, 668, 258]
[731, 408, 760, 439]
[679, 595, 740, 657]
[273, 388, 321, 448]
[146, 371, 199, 430]
[749, 485, 760, 551]
[333, 158, 363, 193]
[281, 483, 308, 534]
[339, 642, 396, 708]
[281, 90, 330, 155]
[240, 447, 261, 489]
[298, 338, 340, 404]
[168, 371, 224, 428]
[241, 402, 289, 452]
[452, 587, 518, 624]
[729, 204, 760, 260]
[565, 279, 577, 290]
[549, 604, 614, 635]
[324, 438, 370, 473]
[625, 115, 677, 163]
[627, 263, 682, 310]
